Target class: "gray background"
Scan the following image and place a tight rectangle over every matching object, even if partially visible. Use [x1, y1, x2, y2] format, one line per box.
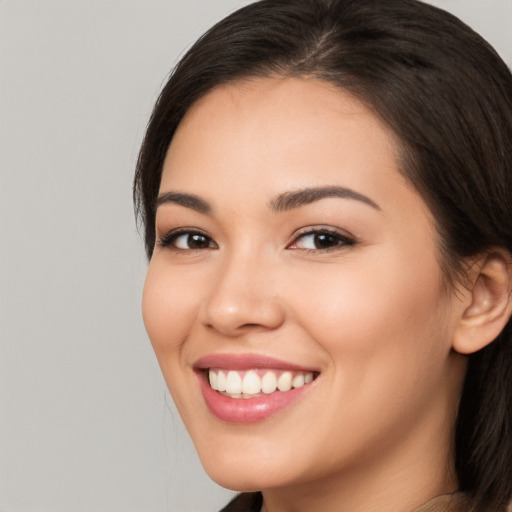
[0, 1, 510, 511]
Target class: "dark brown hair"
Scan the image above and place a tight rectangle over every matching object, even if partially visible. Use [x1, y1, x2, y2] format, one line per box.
[134, 1, 512, 509]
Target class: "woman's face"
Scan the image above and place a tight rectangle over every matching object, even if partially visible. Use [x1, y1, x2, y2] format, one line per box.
[143, 78, 466, 493]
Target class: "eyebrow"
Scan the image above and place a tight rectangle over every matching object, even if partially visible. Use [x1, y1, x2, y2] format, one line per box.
[156, 185, 380, 215]
[156, 192, 212, 214]
[269, 186, 380, 212]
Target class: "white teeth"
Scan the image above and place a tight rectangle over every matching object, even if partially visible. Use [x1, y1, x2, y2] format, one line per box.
[216, 371, 227, 392]
[261, 372, 277, 394]
[208, 369, 316, 398]
[277, 371, 292, 392]
[242, 370, 261, 395]
[292, 373, 305, 388]
[226, 371, 242, 394]
[209, 371, 218, 390]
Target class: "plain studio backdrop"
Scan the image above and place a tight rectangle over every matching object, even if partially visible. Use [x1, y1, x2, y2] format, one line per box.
[0, 1, 510, 511]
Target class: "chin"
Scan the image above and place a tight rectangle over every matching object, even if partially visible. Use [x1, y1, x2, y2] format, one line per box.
[201, 460, 288, 492]
[193, 435, 298, 492]
[205, 471, 265, 493]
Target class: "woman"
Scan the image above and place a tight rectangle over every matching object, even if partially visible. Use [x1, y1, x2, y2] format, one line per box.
[134, 0, 512, 511]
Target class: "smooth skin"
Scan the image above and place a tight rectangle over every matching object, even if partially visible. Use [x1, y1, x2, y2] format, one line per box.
[143, 77, 512, 512]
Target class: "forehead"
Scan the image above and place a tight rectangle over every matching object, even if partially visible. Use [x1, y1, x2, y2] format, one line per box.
[162, 77, 406, 197]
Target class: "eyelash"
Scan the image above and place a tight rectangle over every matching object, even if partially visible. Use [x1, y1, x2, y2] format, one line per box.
[287, 227, 356, 253]
[157, 227, 356, 253]
[157, 229, 217, 251]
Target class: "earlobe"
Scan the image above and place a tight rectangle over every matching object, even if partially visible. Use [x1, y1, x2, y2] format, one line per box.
[453, 251, 512, 355]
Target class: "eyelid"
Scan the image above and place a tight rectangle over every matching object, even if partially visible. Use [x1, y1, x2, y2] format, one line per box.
[156, 225, 356, 252]
[287, 226, 357, 251]
[157, 227, 217, 250]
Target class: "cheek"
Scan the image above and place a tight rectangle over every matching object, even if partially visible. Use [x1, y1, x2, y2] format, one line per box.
[282, 256, 455, 459]
[288, 248, 451, 383]
[142, 260, 200, 360]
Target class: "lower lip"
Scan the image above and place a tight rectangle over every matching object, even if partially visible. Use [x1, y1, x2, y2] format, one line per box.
[198, 373, 313, 423]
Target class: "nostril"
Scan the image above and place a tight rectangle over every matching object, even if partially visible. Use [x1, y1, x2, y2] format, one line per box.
[205, 321, 280, 336]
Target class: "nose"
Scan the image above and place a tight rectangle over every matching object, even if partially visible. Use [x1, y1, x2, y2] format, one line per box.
[199, 250, 286, 337]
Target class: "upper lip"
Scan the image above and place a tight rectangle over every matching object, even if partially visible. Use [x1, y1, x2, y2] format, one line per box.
[194, 353, 318, 372]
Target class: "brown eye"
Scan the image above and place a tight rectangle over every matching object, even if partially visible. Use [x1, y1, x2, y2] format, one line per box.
[159, 230, 217, 250]
[289, 230, 355, 251]
[182, 234, 211, 249]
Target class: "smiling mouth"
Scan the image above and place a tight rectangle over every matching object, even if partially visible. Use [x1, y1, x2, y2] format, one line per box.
[208, 369, 317, 399]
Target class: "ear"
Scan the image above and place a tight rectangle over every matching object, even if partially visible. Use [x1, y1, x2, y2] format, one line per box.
[453, 250, 512, 355]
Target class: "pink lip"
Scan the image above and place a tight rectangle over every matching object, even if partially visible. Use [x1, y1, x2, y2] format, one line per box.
[198, 376, 314, 423]
[194, 353, 316, 372]
[194, 353, 318, 424]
